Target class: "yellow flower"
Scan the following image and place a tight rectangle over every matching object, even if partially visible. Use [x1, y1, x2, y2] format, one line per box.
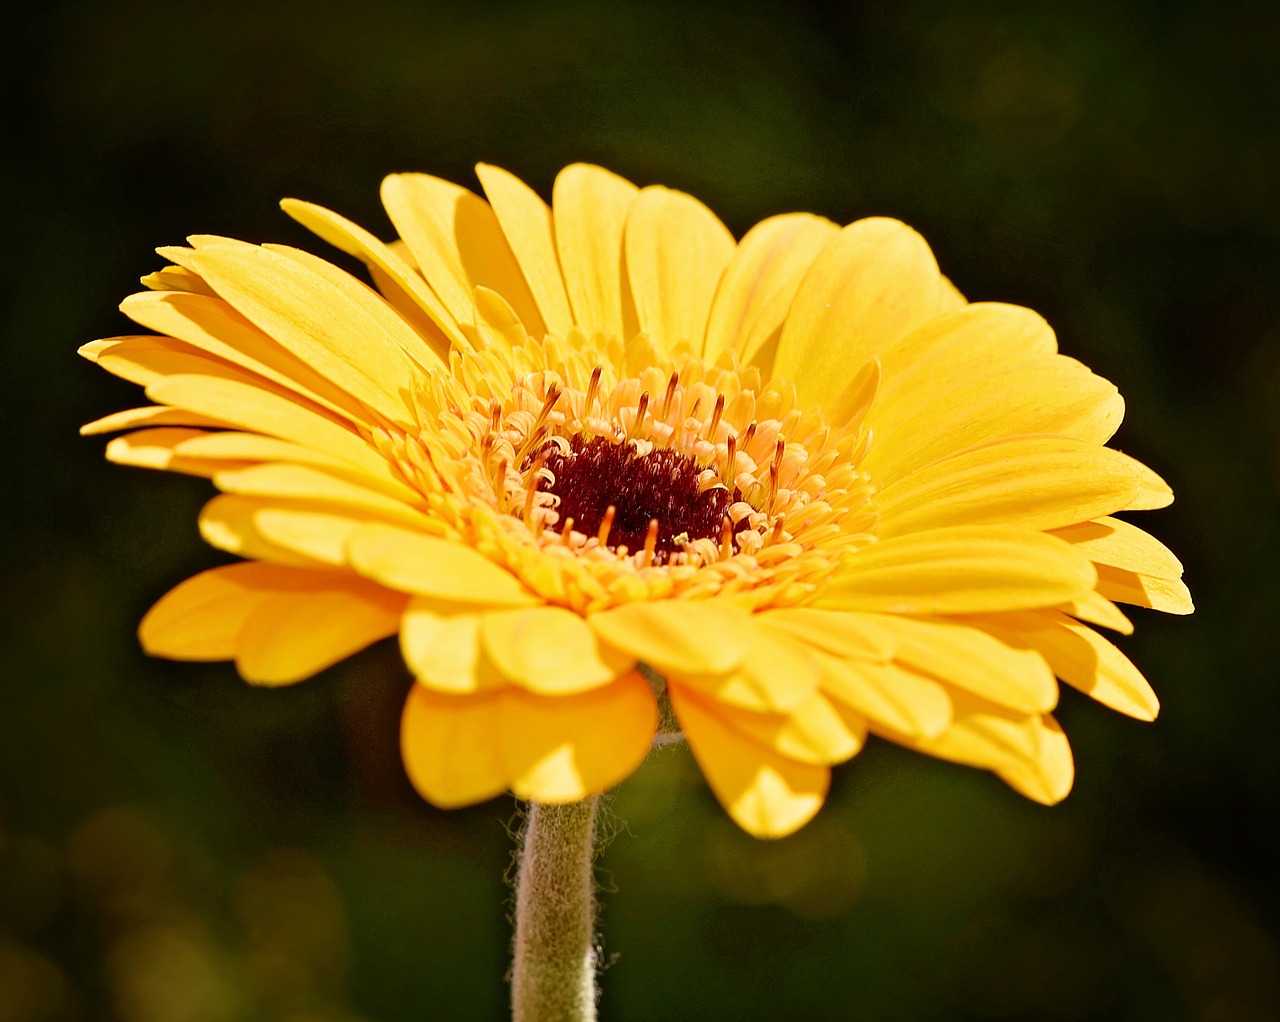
[81, 164, 1191, 838]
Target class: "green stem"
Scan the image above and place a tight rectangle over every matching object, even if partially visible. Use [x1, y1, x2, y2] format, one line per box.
[511, 798, 600, 1022]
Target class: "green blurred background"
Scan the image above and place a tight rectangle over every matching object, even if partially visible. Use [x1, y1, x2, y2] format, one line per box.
[3, 1, 1278, 1018]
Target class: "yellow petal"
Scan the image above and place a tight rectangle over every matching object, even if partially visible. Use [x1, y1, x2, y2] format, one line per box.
[1057, 589, 1133, 635]
[995, 715, 1074, 805]
[146, 373, 386, 478]
[270, 240, 456, 363]
[83, 406, 233, 436]
[552, 163, 639, 340]
[973, 610, 1159, 720]
[235, 583, 405, 685]
[624, 185, 735, 355]
[825, 356, 882, 431]
[816, 527, 1097, 614]
[176, 242, 420, 425]
[473, 286, 532, 351]
[86, 335, 218, 387]
[280, 198, 456, 358]
[1127, 460, 1175, 510]
[77, 338, 118, 361]
[481, 605, 632, 695]
[875, 302, 1058, 404]
[877, 691, 1033, 764]
[252, 505, 395, 566]
[671, 623, 820, 713]
[729, 625, 824, 709]
[708, 691, 866, 766]
[862, 360, 1125, 487]
[702, 213, 839, 365]
[139, 562, 293, 659]
[120, 290, 378, 425]
[761, 608, 896, 661]
[207, 497, 431, 571]
[346, 522, 538, 606]
[105, 427, 239, 477]
[381, 173, 543, 338]
[199, 496, 361, 568]
[177, 431, 415, 499]
[139, 350, 346, 427]
[856, 614, 1058, 714]
[1095, 564, 1194, 615]
[670, 684, 829, 838]
[401, 686, 510, 808]
[475, 163, 575, 336]
[939, 275, 967, 309]
[499, 672, 658, 802]
[140, 264, 216, 296]
[773, 217, 947, 414]
[881, 691, 1072, 803]
[213, 463, 430, 528]
[674, 669, 799, 716]
[815, 655, 953, 738]
[399, 604, 504, 694]
[876, 436, 1142, 538]
[588, 599, 751, 677]
[1049, 517, 1184, 580]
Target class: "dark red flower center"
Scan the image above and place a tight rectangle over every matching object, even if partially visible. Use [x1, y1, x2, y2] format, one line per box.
[536, 435, 739, 562]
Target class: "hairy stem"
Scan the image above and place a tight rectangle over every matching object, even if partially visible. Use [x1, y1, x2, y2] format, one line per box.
[511, 798, 600, 1022]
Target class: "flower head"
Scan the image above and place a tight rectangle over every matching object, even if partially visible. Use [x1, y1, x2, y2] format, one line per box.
[82, 164, 1191, 837]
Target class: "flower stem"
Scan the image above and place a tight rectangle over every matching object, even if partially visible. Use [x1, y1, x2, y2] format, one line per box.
[511, 797, 600, 1022]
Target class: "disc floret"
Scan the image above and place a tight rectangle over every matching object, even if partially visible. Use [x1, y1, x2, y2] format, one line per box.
[392, 334, 877, 613]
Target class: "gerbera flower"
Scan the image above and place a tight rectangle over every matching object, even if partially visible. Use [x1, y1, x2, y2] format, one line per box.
[81, 163, 1190, 838]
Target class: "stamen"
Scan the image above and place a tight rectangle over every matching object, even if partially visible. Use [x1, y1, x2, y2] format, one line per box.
[560, 515, 576, 541]
[706, 393, 725, 441]
[584, 366, 602, 416]
[513, 388, 561, 465]
[660, 371, 679, 420]
[742, 421, 757, 450]
[629, 392, 649, 440]
[770, 516, 786, 545]
[720, 514, 734, 559]
[725, 433, 736, 475]
[597, 505, 616, 546]
[514, 428, 541, 467]
[538, 384, 562, 424]
[489, 398, 503, 434]
[521, 449, 549, 522]
[767, 438, 785, 510]
[641, 518, 659, 566]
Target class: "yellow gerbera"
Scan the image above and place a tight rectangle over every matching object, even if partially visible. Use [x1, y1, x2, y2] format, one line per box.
[81, 163, 1191, 838]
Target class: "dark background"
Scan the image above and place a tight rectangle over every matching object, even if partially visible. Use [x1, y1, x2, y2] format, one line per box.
[3, 1, 1278, 1019]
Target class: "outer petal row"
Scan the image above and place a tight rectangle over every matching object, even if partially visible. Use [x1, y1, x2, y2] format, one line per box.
[139, 563, 406, 685]
[402, 600, 633, 696]
[401, 671, 658, 806]
[170, 239, 425, 427]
